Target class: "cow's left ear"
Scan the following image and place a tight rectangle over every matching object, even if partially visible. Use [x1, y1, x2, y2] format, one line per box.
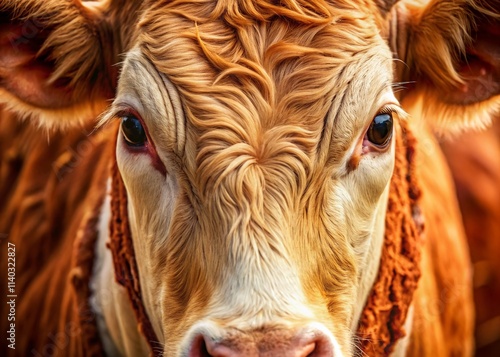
[389, 0, 500, 134]
[0, 0, 142, 129]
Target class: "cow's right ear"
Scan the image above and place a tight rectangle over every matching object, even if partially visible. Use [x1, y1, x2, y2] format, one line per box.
[389, 0, 500, 134]
[0, 0, 141, 129]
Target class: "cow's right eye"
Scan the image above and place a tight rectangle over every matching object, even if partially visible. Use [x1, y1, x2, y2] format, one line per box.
[366, 112, 393, 148]
[121, 115, 146, 147]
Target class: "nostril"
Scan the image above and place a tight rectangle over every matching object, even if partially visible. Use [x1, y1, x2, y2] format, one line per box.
[200, 338, 211, 357]
[188, 334, 212, 357]
[188, 334, 238, 357]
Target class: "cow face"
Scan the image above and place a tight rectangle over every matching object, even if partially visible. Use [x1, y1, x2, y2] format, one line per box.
[109, 3, 401, 355]
[0, 0, 499, 356]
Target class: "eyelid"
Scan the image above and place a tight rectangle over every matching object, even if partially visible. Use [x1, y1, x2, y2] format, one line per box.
[377, 104, 408, 120]
[97, 103, 143, 129]
[114, 105, 142, 120]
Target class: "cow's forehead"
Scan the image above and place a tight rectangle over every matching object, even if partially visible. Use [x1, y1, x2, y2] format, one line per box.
[126, 1, 393, 164]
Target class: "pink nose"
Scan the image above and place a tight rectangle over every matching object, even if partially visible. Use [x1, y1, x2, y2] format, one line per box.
[188, 327, 334, 357]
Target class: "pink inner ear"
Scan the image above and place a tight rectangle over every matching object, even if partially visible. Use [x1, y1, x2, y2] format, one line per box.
[0, 21, 74, 109]
[450, 22, 500, 105]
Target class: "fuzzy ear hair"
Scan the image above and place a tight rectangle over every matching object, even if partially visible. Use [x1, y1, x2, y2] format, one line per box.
[0, 0, 142, 129]
[390, 0, 500, 135]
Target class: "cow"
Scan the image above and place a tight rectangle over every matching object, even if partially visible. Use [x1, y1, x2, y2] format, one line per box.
[0, 0, 498, 356]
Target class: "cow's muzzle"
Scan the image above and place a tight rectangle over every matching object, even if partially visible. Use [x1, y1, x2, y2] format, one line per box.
[184, 322, 339, 357]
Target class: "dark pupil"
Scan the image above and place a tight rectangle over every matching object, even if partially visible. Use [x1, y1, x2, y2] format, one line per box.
[368, 113, 393, 146]
[121, 115, 146, 146]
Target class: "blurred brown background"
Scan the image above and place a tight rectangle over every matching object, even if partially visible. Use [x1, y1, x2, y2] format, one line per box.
[442, 120, 500, 356]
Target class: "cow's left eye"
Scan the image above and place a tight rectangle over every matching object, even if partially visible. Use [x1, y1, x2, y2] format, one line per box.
[121, 115, 146, 147]
[366, 112, 393, 147]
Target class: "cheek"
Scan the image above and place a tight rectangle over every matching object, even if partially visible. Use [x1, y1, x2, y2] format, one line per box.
[348, 143, 395, 206]
[117, 139, 162, 200]
[116, 132, 169, 192]
[333, 145, 394, 245]
[116, 140, 181, 339]
[116, 139, 179, 245]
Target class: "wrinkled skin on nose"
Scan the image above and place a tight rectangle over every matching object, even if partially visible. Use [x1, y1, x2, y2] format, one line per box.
[187, 325, 337, 357]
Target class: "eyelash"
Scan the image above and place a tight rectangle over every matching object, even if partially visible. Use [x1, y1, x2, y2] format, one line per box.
[378, 105, 397, 117]
[378, 104, 407, 120]
[116, 109, 141, 121]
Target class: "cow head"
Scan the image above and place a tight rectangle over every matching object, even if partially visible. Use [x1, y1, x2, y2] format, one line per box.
[1, 0, 498, 356]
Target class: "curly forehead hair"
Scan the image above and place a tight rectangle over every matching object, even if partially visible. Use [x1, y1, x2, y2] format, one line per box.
[138, 0, 386, 128]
